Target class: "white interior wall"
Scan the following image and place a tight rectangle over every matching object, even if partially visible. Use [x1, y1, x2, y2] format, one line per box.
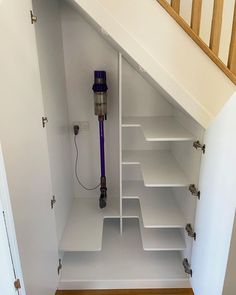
[199, 0, 214, 46]
[122, 58, 173, 118]
[180, 0, 192, 25]
[219, 0, 235, 64]
[60, 1, 120, 198]
[191, 91, 236, 295]
[122, 56, 174, 180]
[122, 57, 173, 153]
[32, 0, 74, 244]
[202, 0, 235, 65]
[180, 0, 235, 65]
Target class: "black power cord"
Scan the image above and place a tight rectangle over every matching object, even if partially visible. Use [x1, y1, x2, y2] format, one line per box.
[74, 125, 100, 191]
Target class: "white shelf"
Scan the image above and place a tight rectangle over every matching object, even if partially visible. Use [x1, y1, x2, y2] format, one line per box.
[122, 116, 194, 142]
[140, 227, 185, 251]
[122, 198, 186, 251]
[59, 219, 189, 290]
[59, 198, 120, 252]
[122, 150, 189, 187]
[122, 181, 186, 228]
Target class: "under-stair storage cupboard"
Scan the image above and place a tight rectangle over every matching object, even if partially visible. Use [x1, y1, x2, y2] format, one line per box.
[1, 0, 236, 295]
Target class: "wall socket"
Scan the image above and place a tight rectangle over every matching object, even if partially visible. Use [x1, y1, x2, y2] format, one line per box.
[77, 121, 89, 132]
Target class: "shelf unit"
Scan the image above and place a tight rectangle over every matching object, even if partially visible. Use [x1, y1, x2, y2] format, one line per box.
[118, 54, 204, 287]
[57, 44, 203, 288]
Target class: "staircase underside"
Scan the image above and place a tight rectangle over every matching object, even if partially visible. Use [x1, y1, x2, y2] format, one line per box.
[69, 0, 235, 129]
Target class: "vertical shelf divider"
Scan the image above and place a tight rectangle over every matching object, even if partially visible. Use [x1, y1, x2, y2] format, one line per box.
[119, 52, 123, 235]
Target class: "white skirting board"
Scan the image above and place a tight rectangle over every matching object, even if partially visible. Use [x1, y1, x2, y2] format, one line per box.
[58, 219, 190, 289]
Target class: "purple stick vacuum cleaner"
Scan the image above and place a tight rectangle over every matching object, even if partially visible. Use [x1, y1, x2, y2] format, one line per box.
[92, 71, 108, 209]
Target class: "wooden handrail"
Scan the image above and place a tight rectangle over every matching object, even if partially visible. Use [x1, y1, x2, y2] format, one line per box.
[156, 0, 236, 85]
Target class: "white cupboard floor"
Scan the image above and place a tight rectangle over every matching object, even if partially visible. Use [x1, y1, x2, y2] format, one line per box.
[59, 219, 189, 290]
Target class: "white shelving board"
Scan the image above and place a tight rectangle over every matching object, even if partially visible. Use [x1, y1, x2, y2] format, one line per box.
[60, 198, 120, 252]
[122, 150, 190, 187]
[141, 227, 186, 251]
[122, 116, 194, 142]
[59, 219, 189, 289]
[122, 181, 186, 228]
[122, 198, 186, 251]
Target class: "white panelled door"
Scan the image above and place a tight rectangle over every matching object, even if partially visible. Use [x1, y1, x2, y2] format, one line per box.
[0, 0, 59, 294]
[191, 93, 236, 295]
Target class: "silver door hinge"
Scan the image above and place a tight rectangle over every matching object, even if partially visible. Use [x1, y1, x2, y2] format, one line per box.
[189, 184, 200, 200]
[14, 278, 21, 290]
[183, 258, 192, 277]
[42, 117, 48, 128]
[193, 140, 206, 154]
[30, 10, 37, 24]
[51, 196, 56, 209]
[58, 259, 62, 275]
[185, 223, 196, 240]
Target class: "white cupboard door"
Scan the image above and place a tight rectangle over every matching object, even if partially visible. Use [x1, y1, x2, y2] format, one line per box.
[0, 1, 59, 295]
[191, 93, 236, 295]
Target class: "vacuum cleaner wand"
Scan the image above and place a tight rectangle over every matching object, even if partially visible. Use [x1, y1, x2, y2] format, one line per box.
[92, 71, 108, 209]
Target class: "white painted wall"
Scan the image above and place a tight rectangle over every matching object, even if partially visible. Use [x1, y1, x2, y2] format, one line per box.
[122, 58, 173, 118]
[179, 0, 192, 25]
[0, 0, 59, 294]
[191, 91, 236, 295]
[32, 0, 74, 244]
[121, 57, 174, 181]
[180, 0, 235, 65]
[71, 0, 236, 129]
[60, 1, 120, 198]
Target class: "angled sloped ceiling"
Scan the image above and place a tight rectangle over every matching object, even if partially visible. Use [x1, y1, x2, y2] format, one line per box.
[69, 0, 236, 128]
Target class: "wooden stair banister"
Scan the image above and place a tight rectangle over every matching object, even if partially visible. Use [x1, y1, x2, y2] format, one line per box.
[210, 0, 224, 55]
[228, 1, 236, 75]
[156, 0, 236, 85]
[171, 0, 180, 14]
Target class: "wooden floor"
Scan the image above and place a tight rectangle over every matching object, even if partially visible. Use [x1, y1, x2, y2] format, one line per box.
[56, 289, 194, 295]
